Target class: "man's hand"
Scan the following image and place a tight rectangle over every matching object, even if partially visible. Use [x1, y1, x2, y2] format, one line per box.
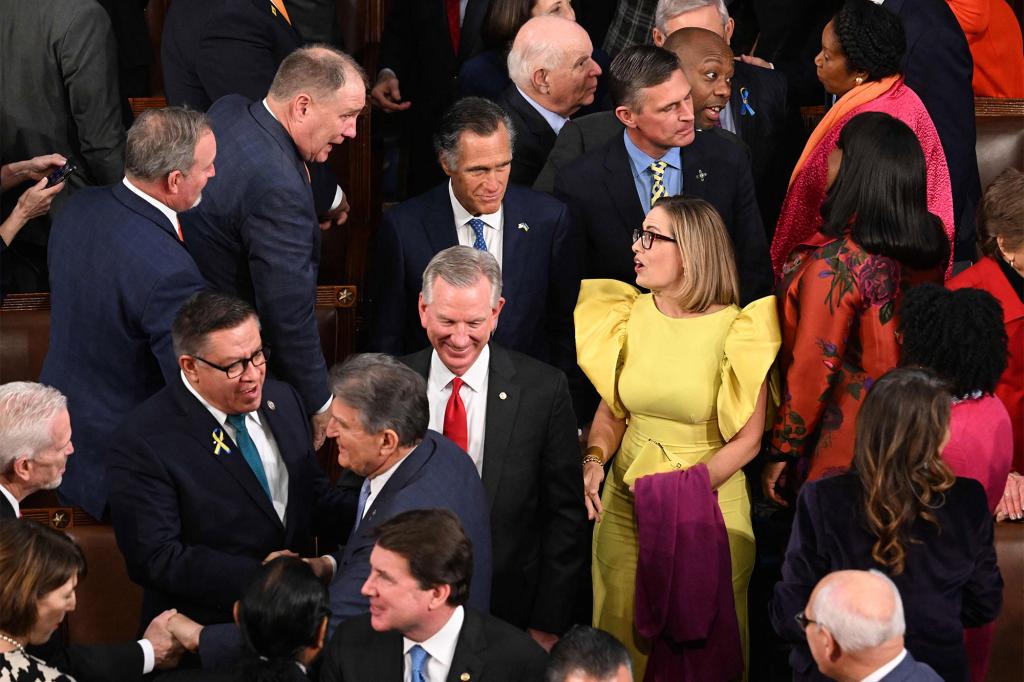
[370, 74, 411, 112]
[528, 629, 559, 652]
[312, 411, 332, 450]
[167, 612, 203, 653]
[319, 195, 350, 231]
[264, 549, 300, 564]
[736, 54, 773, 69]
[143, 609, 186, 669]
[762, 461, 789, 507]
[303, 556, 336, 584]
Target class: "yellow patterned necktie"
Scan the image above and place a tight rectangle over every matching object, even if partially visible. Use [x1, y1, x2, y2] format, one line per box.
[649, 160, 668, 205]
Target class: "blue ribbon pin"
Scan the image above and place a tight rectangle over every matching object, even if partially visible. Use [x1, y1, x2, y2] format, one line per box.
[212, 428, 232, 456]
[740, 87, 756, 117]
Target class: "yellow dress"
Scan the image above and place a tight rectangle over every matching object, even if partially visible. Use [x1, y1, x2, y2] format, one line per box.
[576, 280, 781, 681]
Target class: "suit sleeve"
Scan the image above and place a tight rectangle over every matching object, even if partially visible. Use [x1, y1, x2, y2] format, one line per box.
[197, 623, 244, 670]
[960, 485, 1003, 627]
[770, 486, 827, 654]
[196, 3, 281, 103]
[545, 201, 580, 382]
[377, 0, 415, 81]
[365, 210, 409, 355]
[728, 154, 773, 304]
[28, 640, 144, 682]
[142, 264, 208, 386]
[106, 431, 263, 611]
[534, 120, 585, 194]
[243, 187, 331, 413]
[60, 2, 125, 185]
[552, 166, 591, 281]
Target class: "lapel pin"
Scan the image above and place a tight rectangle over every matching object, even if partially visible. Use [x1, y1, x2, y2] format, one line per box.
[212, 427, 231, 456]
[517, 222, 529, 232]
[498, 391, 507, 400]
[461, 674, 471, 681]
[267, 400, 276, 411]
[696, 169, 707, 182]
[740, 87, 756, 116]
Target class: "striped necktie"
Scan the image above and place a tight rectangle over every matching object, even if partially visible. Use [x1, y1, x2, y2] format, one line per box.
[649, 160, 668, 205]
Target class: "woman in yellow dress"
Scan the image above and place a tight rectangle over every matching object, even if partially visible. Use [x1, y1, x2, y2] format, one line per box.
[577, 196, 780, 680]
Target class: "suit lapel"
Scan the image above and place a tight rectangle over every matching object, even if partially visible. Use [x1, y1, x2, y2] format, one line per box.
[605, 136, 645, 234]
[111, 183, 182, 245]
[499, 189, 530, 309]
[258, 383, 302, 538]
[731, 62, 757, 141]
[680, 138, 711, 201]
[249, 101, 311, 192]
[481, 346, 519, 506]
[447, 609, 487, 682]
[424, 186, 461, 255]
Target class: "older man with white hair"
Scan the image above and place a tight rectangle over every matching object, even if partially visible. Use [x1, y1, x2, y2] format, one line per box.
[799, 570, 942, 682]
[498, 15, 602, 186]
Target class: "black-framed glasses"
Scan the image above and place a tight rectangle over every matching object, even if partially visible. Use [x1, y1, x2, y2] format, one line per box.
[194, 347, 270, 379]
[632, 227, 678, 250]
[794, 611, 818, 629]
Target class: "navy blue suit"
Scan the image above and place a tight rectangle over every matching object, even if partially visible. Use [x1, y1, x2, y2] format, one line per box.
[197, 430, 492, 669]
[41, 182, 207, 520]
[879, 653, 943, 681]
[106, 376, 344, 628]
[182, 95, 331, 415]
[367, 184, 579, 384]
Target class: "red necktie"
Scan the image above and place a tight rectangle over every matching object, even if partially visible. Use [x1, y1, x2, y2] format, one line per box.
[175, 218, 184, 242]
[443, 377, 468, 452]
[446, 0, 461, 54]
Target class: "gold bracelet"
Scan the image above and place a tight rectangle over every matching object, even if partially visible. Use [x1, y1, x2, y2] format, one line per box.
[582, 446, 604, 467]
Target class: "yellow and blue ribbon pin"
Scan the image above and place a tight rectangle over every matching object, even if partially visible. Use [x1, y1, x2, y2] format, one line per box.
[212, 427, 232, 456]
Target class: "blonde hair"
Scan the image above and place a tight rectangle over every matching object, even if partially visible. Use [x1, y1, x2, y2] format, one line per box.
[653, 195, 739, 311]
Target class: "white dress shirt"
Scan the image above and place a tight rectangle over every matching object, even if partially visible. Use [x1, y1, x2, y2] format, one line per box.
[861, 649, 908, 682]
[449, 182, 504, 269]
[402, 606, 465, 682]
[426, 346, 490, 474]
[122, 177, 179, 233]
[516, 86, 570, 135]
[181, 372, 290, 522]
[0, 484, 20, 518]
[361, 450, 410, 520]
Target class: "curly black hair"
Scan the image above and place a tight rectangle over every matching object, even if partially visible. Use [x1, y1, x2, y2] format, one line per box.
[898, 284, 1008, 397]
[833, 0, 905, 81]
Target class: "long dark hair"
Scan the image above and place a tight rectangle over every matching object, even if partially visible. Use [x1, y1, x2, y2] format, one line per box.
[852, 368, 955, 575]
[821, 111, 949, 270]
[237, 557, 330, 681]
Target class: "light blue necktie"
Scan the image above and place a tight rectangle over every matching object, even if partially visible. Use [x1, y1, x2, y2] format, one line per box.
[354, 478, 371, 530]
[409, 644, 429, 682]
[468, 218, 488, 251]
[225, 414, 272, 500]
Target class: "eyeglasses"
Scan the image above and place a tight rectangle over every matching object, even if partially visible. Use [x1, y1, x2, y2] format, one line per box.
[194, 347, 270, 379]
[794, 611, 818, 629]
[632, 227, 677, 250]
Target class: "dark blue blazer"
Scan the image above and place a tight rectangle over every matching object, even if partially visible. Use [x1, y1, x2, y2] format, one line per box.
[883, 0, 981, 260]
[771, 474, 1003, 682]
[41, 182, 207, 520]
[553, 127, 773, 305]
[880, 652, 943, 681]
[106, 376, 344, 628]
[367, 183, 579, 384]
[182, 95, 331, 415]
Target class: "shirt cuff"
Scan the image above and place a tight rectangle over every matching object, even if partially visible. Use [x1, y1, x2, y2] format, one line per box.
[316, 394, 333, 415]
[321, 554, 337, 578]
[330, 186, 344, 211]
[138, 639, 155, 674]
[378, 68, 397, 81]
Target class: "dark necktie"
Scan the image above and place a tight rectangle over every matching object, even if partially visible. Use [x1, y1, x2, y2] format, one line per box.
[226, 414, 272, 500]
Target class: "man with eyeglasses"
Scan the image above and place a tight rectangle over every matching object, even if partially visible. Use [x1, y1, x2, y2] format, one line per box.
[106, 290, 347, 633]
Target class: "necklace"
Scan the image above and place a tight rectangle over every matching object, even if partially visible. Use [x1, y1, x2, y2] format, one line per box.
[0, 631, 25, 654]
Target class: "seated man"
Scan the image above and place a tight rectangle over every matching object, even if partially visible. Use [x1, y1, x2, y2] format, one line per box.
[800, 570, 941, 681]
[402, 246, 587, 650]
[546, 626, 634, 682]
[553, 45, 772, 304]
[40, 107, 211, 520]
[320, 508, 547, 682]
[368, 96, 578, 386]
[0, 382, 181, 680]
[498, 16, 602, 186]
[106, 291, 345, 630]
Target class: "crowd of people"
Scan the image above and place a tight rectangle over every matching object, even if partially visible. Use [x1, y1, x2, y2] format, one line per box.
[1, 0, 1022, 681]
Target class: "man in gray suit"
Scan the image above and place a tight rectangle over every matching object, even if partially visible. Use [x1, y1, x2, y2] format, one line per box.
[0, 0, 125, 292]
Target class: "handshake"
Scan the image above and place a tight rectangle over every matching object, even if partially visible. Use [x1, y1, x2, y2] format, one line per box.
[142, 609, 204, 670]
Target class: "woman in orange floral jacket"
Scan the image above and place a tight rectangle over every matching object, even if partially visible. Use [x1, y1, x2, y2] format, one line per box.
[762, 112, 950, 499]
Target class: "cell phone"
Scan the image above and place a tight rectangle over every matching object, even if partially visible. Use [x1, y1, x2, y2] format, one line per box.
[46, 162, 78, 188]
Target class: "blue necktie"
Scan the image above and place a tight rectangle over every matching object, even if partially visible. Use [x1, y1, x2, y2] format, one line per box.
[409, 644, 429, 682]
[354, 477, 371, 530]
[468, 218, 488, 251]
[225, 414, 272, 500]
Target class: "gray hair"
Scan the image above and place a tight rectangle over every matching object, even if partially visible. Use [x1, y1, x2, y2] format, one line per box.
[433, 97, 515, 172]
[655, 0, 729, 35]
[421, 246, 503, 308]
[507, 18, 572, 89]
[125, 107, 211, 182]
[329, 354, 428, 446]
[812, 570, 906, 653]
[546, 626, 633, 682]
[0, 382, 67, 473]
[268, 44, 367, 102]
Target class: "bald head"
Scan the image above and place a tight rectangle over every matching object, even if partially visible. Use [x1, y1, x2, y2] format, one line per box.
[508, 16, 601, 118]
[664, 28, 734, 129]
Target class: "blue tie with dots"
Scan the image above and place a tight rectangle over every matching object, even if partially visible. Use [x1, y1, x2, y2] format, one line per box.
[468, 218, 488, 251]
[409, 644, 429, 682]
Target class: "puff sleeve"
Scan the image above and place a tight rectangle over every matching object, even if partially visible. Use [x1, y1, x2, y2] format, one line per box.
[718, 296, 782, 441]
[574, 279, 640, 419]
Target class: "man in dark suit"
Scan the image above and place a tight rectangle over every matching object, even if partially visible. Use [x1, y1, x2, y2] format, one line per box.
[553, 45, 773, 304]
[107, 292, 346, 630]
[498, 16, 603, 186]
[546, 626, 633, 682]
[40, 107, 211, 520]
[368, 97, 578, 388]
[320, 508, 547, 682]
[800, 570, 942, 681]
[0, 0, 125, 294]
[882, 0, 981, 261]
[182, 353, 492, 668]
[182, 46, 366, 448]
[401, 247, 586, 651]
[370, 0, 491, 195]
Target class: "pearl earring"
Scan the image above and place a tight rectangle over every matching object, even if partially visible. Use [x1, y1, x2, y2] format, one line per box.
[855, 76, 864, 85]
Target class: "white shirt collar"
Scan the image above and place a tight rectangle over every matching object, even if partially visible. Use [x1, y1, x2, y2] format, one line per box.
[0, 484, 20, 518]
[861, 649, 908, 682]
[448, 181, 503, 231]
[367, 447, 410, 497]
[122, 177, 179, 234]
[429, 344, 490, 393]
[515, 85, 571, 134]
[179, 371, 263, 428]
[262, 98, 279, 122]
[403, 605, 465, 669]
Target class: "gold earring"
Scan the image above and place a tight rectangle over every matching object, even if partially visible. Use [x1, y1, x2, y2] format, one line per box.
[855, 76, 864, 85]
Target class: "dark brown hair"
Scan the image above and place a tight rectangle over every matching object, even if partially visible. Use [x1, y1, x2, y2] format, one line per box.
[482, 0, 535, 50]
[977, 167, 1024, 258]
